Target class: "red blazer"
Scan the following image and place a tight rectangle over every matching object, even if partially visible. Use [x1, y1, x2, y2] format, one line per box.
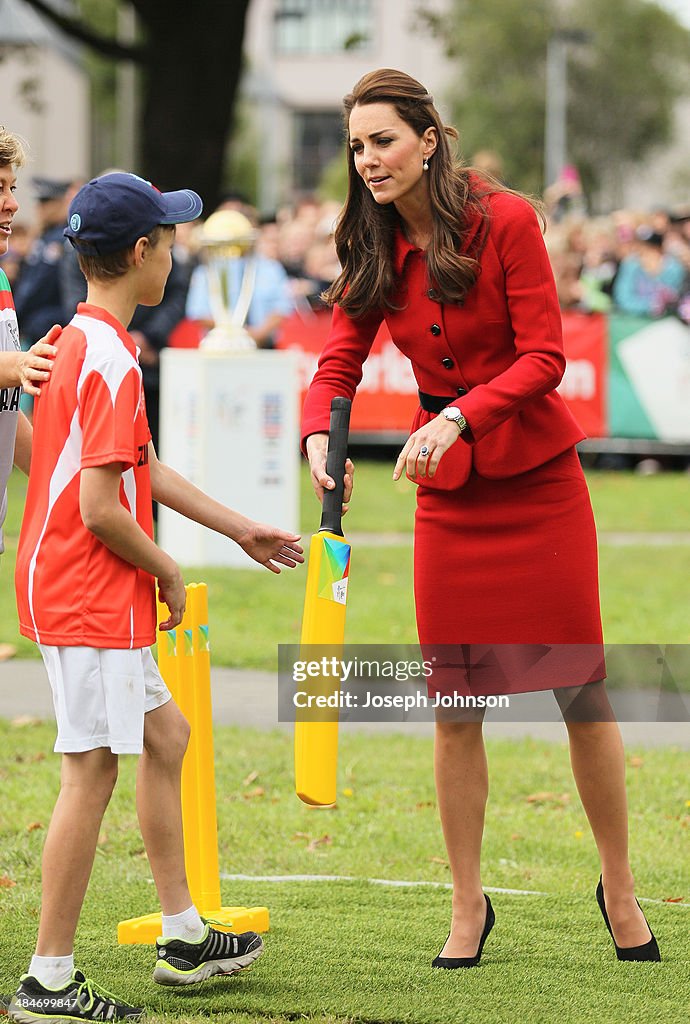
[301, 190, 584, 489]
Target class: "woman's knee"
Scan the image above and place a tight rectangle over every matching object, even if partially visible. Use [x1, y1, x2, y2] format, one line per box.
[554, 679, 616, 723]
[435, 717, 486, 747]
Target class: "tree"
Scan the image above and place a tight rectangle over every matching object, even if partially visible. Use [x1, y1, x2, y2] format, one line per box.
[418, 0, 690, 207]
[22, 0, 252, 208]
[567, 0, 690, 207]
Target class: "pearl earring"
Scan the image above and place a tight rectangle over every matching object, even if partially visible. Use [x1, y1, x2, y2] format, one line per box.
[423, 158, 429, 171]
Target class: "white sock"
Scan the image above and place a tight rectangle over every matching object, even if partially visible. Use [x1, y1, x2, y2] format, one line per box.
[161, 905, 205, 942]
[29, 954, 74, 990]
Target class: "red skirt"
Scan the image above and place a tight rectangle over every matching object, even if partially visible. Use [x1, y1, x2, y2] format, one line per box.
[414, 447, 605, 695]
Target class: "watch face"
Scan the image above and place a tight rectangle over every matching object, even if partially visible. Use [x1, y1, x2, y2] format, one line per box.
[444, 407, 466, 431]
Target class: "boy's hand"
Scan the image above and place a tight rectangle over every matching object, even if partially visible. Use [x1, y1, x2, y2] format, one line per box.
[20, 326, 61, 396]
[237, 523, 304, 574]
[158, 567, 186, 630]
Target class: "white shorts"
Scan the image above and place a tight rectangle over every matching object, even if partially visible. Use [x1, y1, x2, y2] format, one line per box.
[39, 645, 172, 755]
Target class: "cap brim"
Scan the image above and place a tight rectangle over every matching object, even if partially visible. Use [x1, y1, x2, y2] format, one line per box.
[158, 189, 203, 225]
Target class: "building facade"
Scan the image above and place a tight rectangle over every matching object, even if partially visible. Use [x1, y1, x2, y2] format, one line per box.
[242, 0, 454, 211]
[242, 0, 690, 214]
[0, 0, 89, 217]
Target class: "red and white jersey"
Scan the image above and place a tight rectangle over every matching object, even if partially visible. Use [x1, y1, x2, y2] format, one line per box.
[15, 303, 156, 649]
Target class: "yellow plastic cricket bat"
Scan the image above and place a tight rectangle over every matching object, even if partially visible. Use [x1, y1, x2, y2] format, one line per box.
[294, 397, 352, 806]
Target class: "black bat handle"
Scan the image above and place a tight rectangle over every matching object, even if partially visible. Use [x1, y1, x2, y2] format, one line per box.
[319, 397, 352, 536]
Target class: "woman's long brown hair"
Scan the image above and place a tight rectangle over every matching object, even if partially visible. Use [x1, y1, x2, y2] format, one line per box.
[325, 68, 542, 319]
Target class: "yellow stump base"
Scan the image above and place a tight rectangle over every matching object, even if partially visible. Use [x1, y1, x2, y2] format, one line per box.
[118, 906, 270, 946]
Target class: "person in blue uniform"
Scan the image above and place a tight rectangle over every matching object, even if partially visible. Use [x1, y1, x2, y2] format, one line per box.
[13, 177, 72, 345]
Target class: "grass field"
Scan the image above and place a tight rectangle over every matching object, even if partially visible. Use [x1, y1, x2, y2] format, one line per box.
[1, 465, 689, 666]
[1, 466, 688, 1023]
[0, 722, 688, 1024]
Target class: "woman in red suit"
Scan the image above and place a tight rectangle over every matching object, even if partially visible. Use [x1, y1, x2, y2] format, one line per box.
[302, 69, 660, 968]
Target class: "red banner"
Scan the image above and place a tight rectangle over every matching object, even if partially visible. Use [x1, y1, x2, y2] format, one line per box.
[557, 312, 607, 437]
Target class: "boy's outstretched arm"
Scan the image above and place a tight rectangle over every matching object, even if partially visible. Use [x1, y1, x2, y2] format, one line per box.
[148, 443, 304, 574]
[80, 462, 186, 630]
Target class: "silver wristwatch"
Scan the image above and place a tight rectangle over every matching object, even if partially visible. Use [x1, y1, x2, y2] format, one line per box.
[442, 406, 467, 434]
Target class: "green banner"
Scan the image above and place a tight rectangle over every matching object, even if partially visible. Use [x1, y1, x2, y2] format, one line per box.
[608, 314, 690, 441]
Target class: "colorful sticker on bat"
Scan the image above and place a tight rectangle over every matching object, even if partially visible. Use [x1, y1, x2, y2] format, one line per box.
[318, 537, 351, 605]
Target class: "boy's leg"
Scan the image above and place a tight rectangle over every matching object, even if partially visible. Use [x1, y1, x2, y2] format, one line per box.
[136, 698, 194, 916]
[36, 748, 118, 956]
[11, 751, 140, 1023]
[10, 647, 145, 1020]
[138, 688, 264, 985]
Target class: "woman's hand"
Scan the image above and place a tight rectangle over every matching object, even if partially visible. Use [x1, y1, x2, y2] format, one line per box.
[305, 432, 355, 514]
[393, 415, 463, 481]
[236, 522, 304, 574]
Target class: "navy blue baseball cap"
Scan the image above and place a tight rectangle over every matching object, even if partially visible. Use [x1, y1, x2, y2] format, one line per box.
[64, 172, 203, 255]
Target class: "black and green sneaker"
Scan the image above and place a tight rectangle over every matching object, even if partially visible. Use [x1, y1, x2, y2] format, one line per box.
[153, 922, 263, 986]
[8, 970, 143, 1022]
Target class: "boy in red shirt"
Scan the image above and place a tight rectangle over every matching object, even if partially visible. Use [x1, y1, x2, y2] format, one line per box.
[11, 173, 303, 1023]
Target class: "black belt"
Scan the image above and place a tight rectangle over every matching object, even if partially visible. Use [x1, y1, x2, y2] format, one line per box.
[418, 388, 467, 413]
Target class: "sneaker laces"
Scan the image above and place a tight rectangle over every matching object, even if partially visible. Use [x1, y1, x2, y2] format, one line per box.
[72, 971, 123, 1012]
[200, 917, 238, 939]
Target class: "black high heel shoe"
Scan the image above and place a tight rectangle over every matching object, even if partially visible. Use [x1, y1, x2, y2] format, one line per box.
[432, 893, 495, 969]
[596, 876, 661, 962]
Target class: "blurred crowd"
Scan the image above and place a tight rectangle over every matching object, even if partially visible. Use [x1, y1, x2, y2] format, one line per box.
[2, 170, 689, 455]
[544, 166, 690, 323]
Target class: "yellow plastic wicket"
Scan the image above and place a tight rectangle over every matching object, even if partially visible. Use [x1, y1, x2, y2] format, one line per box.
[117, 583, 269, 944]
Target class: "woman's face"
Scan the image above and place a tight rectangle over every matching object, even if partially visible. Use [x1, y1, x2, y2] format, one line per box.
[348, 102, 435, 207]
